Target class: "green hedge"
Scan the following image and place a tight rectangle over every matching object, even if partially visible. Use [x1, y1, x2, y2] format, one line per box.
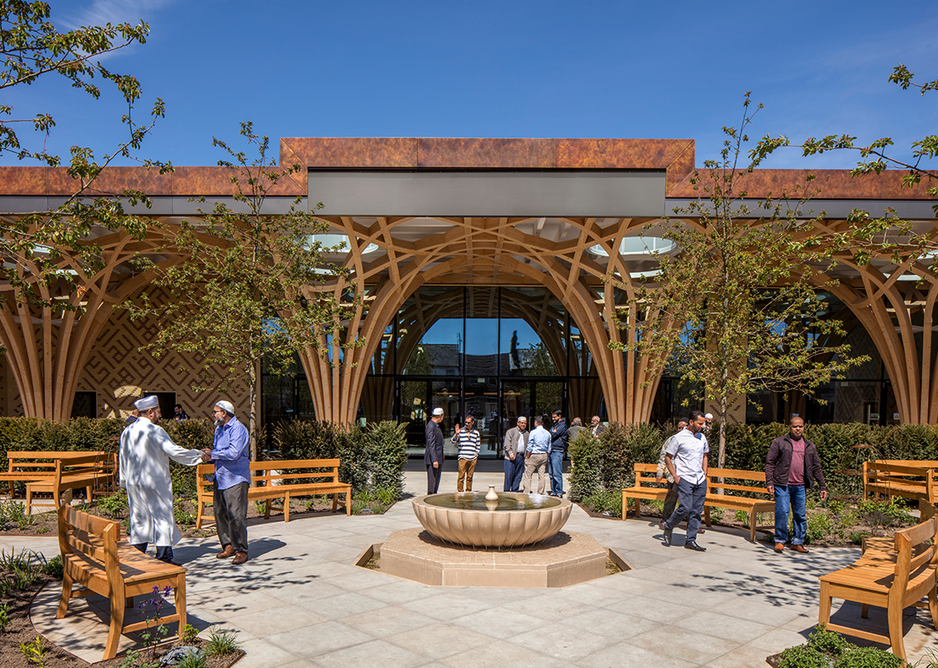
[272, 419, 407, 497]
[0, 416, 408, 500]
[569, 421, 938, 501]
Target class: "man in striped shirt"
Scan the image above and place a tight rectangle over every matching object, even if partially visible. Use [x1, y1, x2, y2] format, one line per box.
[454, 414, 481, 492]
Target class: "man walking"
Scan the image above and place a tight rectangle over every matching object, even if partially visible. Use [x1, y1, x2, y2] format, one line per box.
[766, 416, 828, 554]
[661, 411, 709, 552]
[119, 395, 204, 564]
[656, 418, 688, 522]
[548, 409, 568, 497]
[454, 414, 481, 492]
[425, 407, 445, 494]
[204, 400, 251, 565]
[503, 417, 529, 492]
[522, 415, 551, 494]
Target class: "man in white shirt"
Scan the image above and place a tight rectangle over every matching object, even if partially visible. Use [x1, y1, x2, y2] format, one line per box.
[119, 395, 206, 564]
[661, 410, 709, 552]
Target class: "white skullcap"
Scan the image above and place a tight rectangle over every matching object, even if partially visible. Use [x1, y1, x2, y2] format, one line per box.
[214, 400, 235, 416]
[134, 395, 159, 411]
[705, 413, 714, 419]
[432, 407, 444, 416]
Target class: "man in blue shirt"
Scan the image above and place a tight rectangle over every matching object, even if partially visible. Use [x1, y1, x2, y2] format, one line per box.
[522, 416, 551, 494]
[203, 400, 251, 564]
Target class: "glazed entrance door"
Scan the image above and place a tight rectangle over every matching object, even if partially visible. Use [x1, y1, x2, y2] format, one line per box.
[463, 377, 498, 457]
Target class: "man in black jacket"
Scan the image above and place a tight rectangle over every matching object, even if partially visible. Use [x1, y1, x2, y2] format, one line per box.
[425, 408, 445, 494]
[548, 409, 568, 497]
[765, 417, 828, 554]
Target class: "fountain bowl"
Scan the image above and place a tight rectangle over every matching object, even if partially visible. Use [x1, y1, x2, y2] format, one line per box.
[412, 492, 573, 548]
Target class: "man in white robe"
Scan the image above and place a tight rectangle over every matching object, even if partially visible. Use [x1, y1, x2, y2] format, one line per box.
[119, 395, 205, 564]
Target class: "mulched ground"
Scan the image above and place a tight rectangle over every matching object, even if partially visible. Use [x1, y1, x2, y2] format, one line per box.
[0, 575, 244, 667]
[575, 500, 912, 546]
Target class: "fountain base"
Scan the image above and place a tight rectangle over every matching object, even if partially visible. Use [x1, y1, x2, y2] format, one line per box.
[377, 528, 619, 588]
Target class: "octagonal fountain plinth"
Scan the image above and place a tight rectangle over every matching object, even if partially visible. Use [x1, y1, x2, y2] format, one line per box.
[375, 488, 625, 588]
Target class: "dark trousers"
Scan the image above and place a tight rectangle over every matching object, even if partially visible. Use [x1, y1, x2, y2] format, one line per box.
[214, 481, 249, 554]
[503, 456, 525, 492]
[663, 480, 680, 519]
[132, 543, 174, 563]
[427, 463, 442, 494]
[664, 477, 707, 543]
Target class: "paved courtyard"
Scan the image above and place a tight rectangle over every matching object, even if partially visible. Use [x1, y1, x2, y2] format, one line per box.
[6, 468, 938, 667]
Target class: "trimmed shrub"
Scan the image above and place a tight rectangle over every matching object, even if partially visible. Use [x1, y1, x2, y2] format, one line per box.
[568, 429, 602, 501]
[365, 421, 408, 499]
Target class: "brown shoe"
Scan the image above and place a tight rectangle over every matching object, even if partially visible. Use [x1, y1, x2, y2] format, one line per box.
[232, 551, 248, 565]
[216, 545, 235, 559]
[774, 543, 785, 553]
[791, 544, 809, 553]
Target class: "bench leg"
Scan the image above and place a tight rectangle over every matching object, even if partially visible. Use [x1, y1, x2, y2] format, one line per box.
[927, 585, 938, 630]
[332, 493, 338, 513]
[174, 577, 187, 641]
[887, 597, 906, 660]
[704, 506, 712, 528]
[749, 510, 757, 543]
[264, 499, 271, 519]
[284, 494, 290, 522]
[56, 572, 73, 619]
[105, 587, 125, 660]
[195, 499, 203, 530]
[819, 582, 832, 626]
[346, 491, 351, 516]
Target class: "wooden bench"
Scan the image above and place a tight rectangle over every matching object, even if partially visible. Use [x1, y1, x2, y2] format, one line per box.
[195, 458, 352, 529]
[703, 467, 776, 542]
[818, 514, 938, 660]
[0, 451, 116, 510]
[863, 460, 938, 503]
[620, 463, 669, 520]
[57, 499, 187, 660]
[25, 455, 118, 515]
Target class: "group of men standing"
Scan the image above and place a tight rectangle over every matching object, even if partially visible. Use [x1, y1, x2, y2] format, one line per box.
[425, 408, 607, 497]
[118, 395, 251, 566]
[655, 411, 827, 554]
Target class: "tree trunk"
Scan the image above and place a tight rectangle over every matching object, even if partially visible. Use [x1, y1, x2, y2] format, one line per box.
[248, 362, 257, 463]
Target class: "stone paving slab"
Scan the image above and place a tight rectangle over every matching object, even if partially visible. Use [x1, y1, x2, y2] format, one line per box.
[1, 468, 936, 665]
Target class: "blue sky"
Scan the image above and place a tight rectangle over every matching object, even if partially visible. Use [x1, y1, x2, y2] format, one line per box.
[5, 1, 938, 170]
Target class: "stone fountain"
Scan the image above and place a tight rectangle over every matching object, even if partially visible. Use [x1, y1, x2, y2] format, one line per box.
[374, 486, 626, 588]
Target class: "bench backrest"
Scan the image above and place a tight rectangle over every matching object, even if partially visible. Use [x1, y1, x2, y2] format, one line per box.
[632, 463, 660, 487]
[706, 468, 770, 496]
[251, 459, 341, 486]
[894, 515, 938, 590]
[195, 458, 344, 496]
[7, 450, 111, 474]
[57, 498, 121, 586]
[863, 461, 935, 495]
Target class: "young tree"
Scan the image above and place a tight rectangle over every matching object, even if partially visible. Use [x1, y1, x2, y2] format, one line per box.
[1, 1, 168, 312]
[622, 95, 866, 468]
[753, 65, 937, 261]
[127, 123, 357, 459]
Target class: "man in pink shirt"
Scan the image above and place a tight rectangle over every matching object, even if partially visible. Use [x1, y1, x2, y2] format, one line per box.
[765, 417, 828, 554]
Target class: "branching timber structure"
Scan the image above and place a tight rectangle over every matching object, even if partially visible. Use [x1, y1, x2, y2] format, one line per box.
[0, 139, 936, 425]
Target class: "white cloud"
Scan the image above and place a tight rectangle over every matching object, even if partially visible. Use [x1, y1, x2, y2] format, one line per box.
[62, 0, 176, 30]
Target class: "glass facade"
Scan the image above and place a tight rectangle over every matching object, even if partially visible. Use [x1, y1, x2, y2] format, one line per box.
[262, 287, 899, 454]
[369, 286, 604, 458]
